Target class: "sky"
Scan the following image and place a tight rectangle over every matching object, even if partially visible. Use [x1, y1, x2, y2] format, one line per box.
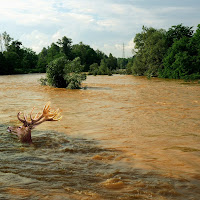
[0, 0, 199, 58]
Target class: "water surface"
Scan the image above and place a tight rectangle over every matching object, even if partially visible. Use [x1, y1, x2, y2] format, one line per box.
[0, 74, 200, 200]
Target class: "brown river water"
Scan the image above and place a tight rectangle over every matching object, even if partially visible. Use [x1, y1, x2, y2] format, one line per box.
[0, 74, 200, 200]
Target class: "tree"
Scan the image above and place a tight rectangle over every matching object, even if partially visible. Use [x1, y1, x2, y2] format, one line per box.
[37, 42, 65, 72]
[46, 56, 68, 88]
[165, 24, 193, 48]
[0, 52, 8, 74]
[0, 32, 13, 52]
[45, 57, 87, 89]
[21, 48, 38, 72]
[64, 57, 86, 89]
[89, 63, 99, 75]
[98, 58, 112, 75]
[95, 49, 107, 65]
[117, 58, 128, 69]
[57, 36, 73, 60]
[126, 57, 134, 75]
[37, 47, 48, 72]
[71, 42, 99, 71]
[133, 26, 167, 77]
[160, 24, 200, 80]
[107, 53, 118, 71]
[3, 51, 19, 74]
[48, 43, 63, 60]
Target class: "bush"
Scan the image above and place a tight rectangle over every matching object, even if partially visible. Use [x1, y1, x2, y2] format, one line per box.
[65, 73, 86, 89]
[47, 56, 68, 88]
[39, 77, 48, 85]
[44, 56, 86, 89]
[63, 57, 86, 89]
[98, 59, 112, 75]
[89, 63, 99, 76]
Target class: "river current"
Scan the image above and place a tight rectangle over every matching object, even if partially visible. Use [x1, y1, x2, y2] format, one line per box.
[0, 74, 199, 200]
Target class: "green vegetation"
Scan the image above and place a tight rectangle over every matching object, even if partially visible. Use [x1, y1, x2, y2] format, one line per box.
[46, 56, 68, 88]
[132, 24, 200, 80]
[133, 26, 167, 77]
[0, 32, 131, 89]
[44, 56, 86, 89]
[0, 32, 38, 74]
[1, 32, 130, 77]
[1, 23, 200, 88]
[64, 57, 86, 89]
[160, 25, 200, 80]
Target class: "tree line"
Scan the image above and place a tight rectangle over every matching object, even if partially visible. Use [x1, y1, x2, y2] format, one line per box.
[131, 24, 200, 80]
[0, 33, 131, 76]
[1, 23, 199, 83]
[0, 32, 38, 74]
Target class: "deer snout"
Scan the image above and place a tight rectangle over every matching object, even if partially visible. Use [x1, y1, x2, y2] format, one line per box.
[7, 126, 17, 133]
[7, 126, 12, 132]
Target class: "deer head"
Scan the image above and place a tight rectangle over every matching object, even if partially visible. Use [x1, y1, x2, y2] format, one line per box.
[7, 102, 62, 143]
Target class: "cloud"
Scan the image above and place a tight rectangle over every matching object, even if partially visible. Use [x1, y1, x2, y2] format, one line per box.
[21, 30, 51, 52]
[0, 0, 199, 57]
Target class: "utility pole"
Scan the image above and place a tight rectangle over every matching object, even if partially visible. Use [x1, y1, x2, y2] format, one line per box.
[122, 43, 125, 58]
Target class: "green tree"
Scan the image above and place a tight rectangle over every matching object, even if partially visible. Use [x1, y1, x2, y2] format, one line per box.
[107, 53, 118, 71]
[0, 32, 13, 52]
[37, 43, 64, 71]
[47, 43, 63, 61]
[126, 57, 134, 75]
[21, 48, 38, 72]
[0, 52, 8, 74]
[46, 56, 68, 88]
[160, 25, 200, 80]
[99, 58, 112, 75]
[45, 57, 86, 89]
[95, 49, 107, 65]
[64, 57, 86, 89]
[117, 58, 128, 69]
[133, 26, 167, 77]
[0, 32, 39, 74]
[4, 51, 19, 74]
[65, 73, 86, 89]
[37, 47, 48, 72]
[64, 57, 84, 74]
[89, 63, 99, 75]
[165, 24, 193, 48]
[57, 36, 73, 60]
[72, 42, 99, 71]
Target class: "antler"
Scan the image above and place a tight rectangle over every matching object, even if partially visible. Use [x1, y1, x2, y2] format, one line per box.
[17, 102, 62, 128]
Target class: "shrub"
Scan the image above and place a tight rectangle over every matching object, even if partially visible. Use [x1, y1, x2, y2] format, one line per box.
[98, 59, 112, 75]
[39, 77, 48, 85]
[46, 56, 68, 88]
[44, 56, 86, 89]
[65, 73, 86, 89]
[63, 57, 86, 89]
[89, 63, 99, 76]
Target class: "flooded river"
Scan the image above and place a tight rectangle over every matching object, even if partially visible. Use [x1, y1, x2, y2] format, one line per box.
[0, 74, 200, 200]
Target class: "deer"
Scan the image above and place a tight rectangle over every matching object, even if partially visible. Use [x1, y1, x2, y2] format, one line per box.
[7, 102, 62, 144]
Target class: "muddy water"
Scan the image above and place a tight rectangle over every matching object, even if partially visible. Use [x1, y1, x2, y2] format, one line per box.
[0, 74, 200, 200]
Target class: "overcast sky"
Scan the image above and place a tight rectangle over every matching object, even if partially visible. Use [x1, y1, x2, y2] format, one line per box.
[0, 0, 199, 57]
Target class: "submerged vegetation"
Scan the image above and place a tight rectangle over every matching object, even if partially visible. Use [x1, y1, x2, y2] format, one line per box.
[1, 23, 200, 88]
[45, 56, 86, 89]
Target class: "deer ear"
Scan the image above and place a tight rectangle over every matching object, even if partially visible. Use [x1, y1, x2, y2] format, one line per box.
[29, 125, 36, 130]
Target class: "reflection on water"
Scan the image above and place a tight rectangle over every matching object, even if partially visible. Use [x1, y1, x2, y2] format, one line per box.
[82, 86, 112, 91]
[0, 74, 200, 200]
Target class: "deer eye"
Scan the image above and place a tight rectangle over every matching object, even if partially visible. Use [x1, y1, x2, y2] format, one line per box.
[18, 126, 22, 129]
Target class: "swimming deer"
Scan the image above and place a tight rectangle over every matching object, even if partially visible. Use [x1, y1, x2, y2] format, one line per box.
[7, 102, 62, 144]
